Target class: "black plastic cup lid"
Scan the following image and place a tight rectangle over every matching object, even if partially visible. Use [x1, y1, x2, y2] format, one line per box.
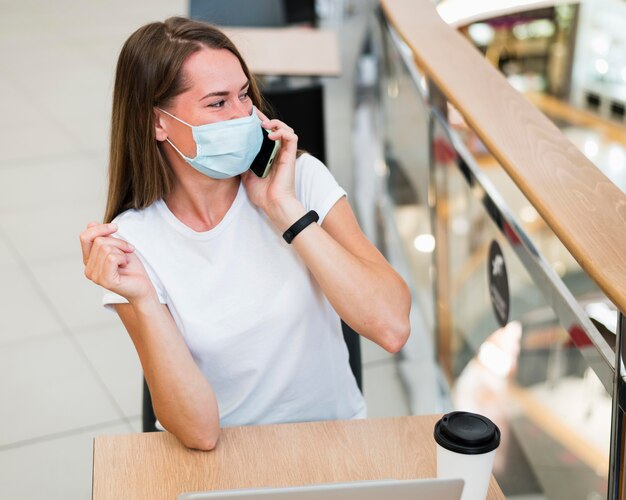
[434, 411, 500, 455]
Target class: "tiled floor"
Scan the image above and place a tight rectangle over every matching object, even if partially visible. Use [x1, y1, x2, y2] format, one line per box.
[0, 1, 409, 498]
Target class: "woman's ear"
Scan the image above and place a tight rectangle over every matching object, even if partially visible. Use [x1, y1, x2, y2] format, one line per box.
[154, 108, 168, 142]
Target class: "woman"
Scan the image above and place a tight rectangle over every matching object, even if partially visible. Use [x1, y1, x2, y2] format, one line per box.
[80, 17, 410, 451]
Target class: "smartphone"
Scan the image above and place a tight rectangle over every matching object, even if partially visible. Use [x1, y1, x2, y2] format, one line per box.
[249, 128, 280, 178]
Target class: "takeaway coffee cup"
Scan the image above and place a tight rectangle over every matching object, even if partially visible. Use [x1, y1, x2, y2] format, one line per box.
[434, 411, 501, 500]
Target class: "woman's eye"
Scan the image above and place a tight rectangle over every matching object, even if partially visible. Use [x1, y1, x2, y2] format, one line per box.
[208, 100, 224, 108]
[239, 92, 249, 101]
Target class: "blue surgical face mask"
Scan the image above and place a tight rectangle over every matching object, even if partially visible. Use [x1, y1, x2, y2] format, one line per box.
[158, 106, 263, 179]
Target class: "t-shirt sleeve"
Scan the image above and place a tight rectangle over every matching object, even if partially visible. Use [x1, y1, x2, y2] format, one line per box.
[296, 153, 347, 225]
[102, 230, 168, 312]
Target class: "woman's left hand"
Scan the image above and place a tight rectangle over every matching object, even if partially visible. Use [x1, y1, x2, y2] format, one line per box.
[242, 111, 306, 231]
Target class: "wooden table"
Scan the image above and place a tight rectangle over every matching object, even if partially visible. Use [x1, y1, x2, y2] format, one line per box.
[92, 415, 505, 499]
[222, 27, 341, 76]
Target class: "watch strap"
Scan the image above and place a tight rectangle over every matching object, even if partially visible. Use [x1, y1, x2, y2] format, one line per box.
[282, 210, 319, 244]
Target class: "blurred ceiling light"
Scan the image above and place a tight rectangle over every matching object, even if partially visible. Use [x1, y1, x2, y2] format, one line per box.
[583, 138, 599, 158]
[374, 159, 388, 177]
[468, 23, 494, 46]
[420, 75, 428, 95]
[507, 74, 526, 92]
[552, 260, 566, 277]
[595, 59, 609, 75]
[387, 81, 399, 98]
[513, 19, 555, 40]
[608, 145, 625, 171]
[529, 19, 555, 38]
[591, 35, 611, 56]
[520, 205, 538, 224]
[413, 233, 436, 253]
[512, 24, 529, 40]
[451, 216, 470, 235]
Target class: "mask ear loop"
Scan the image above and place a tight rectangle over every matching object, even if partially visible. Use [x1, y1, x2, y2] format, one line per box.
[165, 138, 193, 161]
[157, 107, 193, 127]
[157, 108, 195, 160]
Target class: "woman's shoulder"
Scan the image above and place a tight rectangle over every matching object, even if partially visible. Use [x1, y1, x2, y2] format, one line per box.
[111, 201, 163, 238]
[295, 152, 341, 189]
[296, 152, 325, 170]
[294, 152, 331, 187]
[294, 153, 346, 222]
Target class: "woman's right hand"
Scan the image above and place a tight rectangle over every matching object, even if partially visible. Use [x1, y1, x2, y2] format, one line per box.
[80, 222, 155, 304]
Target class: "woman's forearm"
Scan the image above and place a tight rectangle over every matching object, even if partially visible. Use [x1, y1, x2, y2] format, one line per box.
[116, 299, 220, 450]
[270, 199, 411, 353]
[293, 225, 410, 352]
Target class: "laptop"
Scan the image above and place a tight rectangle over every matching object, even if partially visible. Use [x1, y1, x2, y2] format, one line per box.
[178, 478, 464, 499]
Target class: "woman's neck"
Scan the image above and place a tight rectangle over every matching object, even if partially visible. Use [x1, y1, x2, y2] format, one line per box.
[164, 173, 241, 232]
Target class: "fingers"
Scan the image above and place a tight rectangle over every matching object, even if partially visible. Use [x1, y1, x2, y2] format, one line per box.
[261, 118, 293, 135]
[93, 235, 134, 253]
[260, 118, 295, 146]
[260, 118, 297, 153]
[79, 222, 133, 265]
[84, 236, 134, 279]
[85, 244, 128, 288]
[80, 222, 117, 264]
[267, 127, 298, 158]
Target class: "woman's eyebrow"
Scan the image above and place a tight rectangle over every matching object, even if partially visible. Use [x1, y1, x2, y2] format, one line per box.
[199, 81, 250, 101]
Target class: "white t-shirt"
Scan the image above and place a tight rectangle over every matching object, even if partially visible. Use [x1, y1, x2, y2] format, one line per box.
[103, 154, 366, 427]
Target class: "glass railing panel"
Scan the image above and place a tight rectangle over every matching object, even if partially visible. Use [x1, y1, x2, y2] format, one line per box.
[379, 23, 435, 329]
[376, 8, 614, 394]
[446, 105, 620, 343]
[431, 116, 612, 499]
[377, 2, 626, 495]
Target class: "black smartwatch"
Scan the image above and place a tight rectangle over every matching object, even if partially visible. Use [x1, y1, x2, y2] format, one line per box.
[282, 210, 319, 244]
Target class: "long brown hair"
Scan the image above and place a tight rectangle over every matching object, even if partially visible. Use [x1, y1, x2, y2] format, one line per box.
[104, 17, 265, 223]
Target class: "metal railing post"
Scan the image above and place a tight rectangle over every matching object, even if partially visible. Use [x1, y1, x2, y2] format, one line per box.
[609, 312, 626, 499]
[427, 81, 453, 381]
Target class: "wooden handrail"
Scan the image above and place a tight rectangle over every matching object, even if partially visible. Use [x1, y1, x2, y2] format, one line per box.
[381, 0, 626, 314]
